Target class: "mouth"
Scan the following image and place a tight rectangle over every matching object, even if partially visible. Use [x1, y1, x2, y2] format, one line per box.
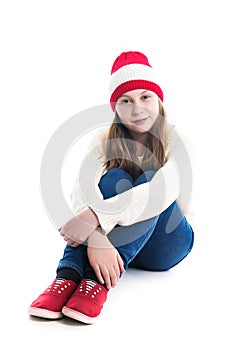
[132, 118, 148, 125]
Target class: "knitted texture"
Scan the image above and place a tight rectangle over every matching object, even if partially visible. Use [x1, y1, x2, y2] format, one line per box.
[109, 51, 163, 110]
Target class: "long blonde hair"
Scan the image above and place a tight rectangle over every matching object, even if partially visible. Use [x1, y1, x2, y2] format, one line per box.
[102, 99, 168, 180]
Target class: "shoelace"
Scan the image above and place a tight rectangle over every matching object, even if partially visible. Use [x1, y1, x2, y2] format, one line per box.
[79, 279, 98, 295]
[46, 279, 71, 293]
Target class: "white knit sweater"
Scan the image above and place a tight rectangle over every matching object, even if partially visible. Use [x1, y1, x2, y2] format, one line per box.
[70, 124, 192, 234]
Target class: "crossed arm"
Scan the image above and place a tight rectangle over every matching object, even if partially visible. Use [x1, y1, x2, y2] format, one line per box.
[59, 125, 190, 288]
[59, 210, 125, 289]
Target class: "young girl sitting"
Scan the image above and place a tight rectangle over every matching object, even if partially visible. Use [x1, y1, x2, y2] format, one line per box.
[29, 51, 194, 324]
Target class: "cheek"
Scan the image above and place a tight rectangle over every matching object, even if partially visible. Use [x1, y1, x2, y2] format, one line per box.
[150, 99, 159, 113]
[116, 108, 131, 124]
[120, 117, 132, 127]
[148, 101, 159, 119]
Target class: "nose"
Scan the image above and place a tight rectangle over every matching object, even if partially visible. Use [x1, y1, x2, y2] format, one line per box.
[132, 102, 144, 116]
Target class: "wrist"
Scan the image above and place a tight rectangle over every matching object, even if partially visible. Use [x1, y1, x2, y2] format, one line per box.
[88, 228, 110, 249]
[88, 208, 100, 227]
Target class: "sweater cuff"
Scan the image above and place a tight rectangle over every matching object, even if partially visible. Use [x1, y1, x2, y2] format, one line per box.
[92, 210, 118, 235]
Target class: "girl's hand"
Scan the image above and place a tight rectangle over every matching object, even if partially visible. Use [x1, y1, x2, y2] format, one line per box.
[59, 208, 99, 246]
[87, 229, 125, 289]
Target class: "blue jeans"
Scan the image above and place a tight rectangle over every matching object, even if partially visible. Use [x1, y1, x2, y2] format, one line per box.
[57, 168, 194, 276]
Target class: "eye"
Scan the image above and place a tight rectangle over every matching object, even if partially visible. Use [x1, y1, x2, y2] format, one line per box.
[142, 95, 151, 100]
[119, 98, 132, 104]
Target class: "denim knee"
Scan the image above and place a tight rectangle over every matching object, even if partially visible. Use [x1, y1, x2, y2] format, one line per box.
[98, 168, 156, 200]
[134, 170, 156, 187]
[98, 168, 134, 199]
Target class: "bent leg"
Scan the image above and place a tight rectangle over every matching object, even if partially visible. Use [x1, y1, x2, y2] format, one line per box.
[99, 169, 159, 269]
[56, 244, 89, 278]
[98, 168, 134, 198]
[129, 201, 194, 271]
[56, 168, 135, 279]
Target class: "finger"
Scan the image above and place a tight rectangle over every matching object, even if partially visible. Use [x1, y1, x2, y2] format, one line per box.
[92, 265, 105, 285]
[66, 239, 74, 246]
[101, 266, 112, 289]
[66, 238, 77, 247]
[117, 254, 126, 273]
[64, 235, 81, 246]
[113, 263, 120, 280]
[109, 266, 118, 288]
[60, 229, 65, 237]
[70, 241, 79, 248]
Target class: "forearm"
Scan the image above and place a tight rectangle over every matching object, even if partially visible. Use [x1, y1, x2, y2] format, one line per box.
[59, 207, 100, 246]
[87, 228, 110, 249]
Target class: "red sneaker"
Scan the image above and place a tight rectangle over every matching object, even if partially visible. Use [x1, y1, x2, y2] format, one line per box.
[28, 279, 77, 319]
[62, 279, 108, 324]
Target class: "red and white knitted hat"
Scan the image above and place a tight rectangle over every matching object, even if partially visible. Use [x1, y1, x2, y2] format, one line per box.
[109, 51, 163, 111]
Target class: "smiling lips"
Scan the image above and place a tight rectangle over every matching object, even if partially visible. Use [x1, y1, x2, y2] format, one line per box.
[132, 117, 148, 125]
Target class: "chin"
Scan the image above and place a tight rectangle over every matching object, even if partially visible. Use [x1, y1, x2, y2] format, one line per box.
[132, 127, 150, 134]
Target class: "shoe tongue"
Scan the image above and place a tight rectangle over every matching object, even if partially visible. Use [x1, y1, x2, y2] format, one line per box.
[84, 279, 98, 294]
[52, 278, 66, 291]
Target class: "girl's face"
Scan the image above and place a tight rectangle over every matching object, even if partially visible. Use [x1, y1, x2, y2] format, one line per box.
[115, 89, 159, 136]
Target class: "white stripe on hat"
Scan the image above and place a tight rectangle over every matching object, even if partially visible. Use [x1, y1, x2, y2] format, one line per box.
[109, 63, 157, 95]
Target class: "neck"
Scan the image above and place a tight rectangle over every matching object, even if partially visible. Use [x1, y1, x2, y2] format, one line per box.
[130, 132, 148, 156]
[131, 131, 148, 144]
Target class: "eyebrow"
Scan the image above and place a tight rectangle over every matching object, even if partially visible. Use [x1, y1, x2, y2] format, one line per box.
[120, 90, 149, 99]
[119, 94, 131, 98]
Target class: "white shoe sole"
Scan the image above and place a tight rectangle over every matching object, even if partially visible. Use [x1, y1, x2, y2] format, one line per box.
[28, 306, 63, 319]
[62, 306, 98, 324]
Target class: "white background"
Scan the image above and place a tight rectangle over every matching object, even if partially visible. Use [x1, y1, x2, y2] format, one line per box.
[0, 0, 232, 349]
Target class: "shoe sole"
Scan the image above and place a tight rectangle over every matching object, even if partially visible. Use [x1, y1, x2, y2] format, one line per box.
[28, 307, 63, 319]
[62, 306, 98, 324]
